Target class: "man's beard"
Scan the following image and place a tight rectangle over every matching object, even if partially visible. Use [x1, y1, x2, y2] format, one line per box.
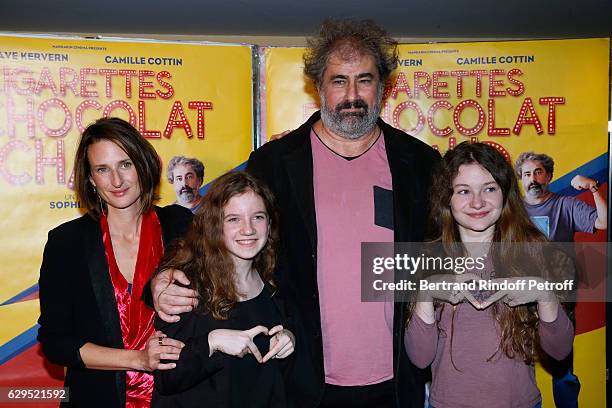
[526, 182, 546, 197]
[319, 86, 382, 140]
[178, 187, 196, 202]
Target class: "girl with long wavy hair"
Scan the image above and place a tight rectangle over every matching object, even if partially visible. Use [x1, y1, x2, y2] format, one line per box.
[404, 142, 574, 408]
[152, 171, 296, 408]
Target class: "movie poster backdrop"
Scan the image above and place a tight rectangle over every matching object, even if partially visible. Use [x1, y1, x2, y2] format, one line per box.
[0, 35, 608, 407]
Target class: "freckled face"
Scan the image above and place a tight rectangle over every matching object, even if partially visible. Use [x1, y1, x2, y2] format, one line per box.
[88, 140, 141, 214]
[450, 163, 503, 240]
[222, 190, 269, 267]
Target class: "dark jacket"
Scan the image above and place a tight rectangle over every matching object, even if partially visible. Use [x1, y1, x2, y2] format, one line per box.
[151, 286, 296, 407]
[246, 111, 439, 408]
[37, 205, 193, 408]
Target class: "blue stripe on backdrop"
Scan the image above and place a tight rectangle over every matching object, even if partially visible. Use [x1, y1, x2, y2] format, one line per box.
[1, 284, 39, 306]
[550, 153, 608, 197]
[0, 325, 39, 365]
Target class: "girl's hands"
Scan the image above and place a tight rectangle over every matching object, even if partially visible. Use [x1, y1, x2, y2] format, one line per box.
[263, 325, 295, 362]
[208, 326, 269, 362]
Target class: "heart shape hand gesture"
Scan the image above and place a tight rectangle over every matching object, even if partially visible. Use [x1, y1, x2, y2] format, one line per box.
[208, 325, 296, 363]
[418, 272, 482, 307]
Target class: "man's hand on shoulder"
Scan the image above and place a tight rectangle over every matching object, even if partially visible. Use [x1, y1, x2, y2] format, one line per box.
[152, 269, 199, 323]
[269, 129, 292, 141]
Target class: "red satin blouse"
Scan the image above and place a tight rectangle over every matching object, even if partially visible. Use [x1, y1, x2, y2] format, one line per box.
[101, 210, 163, 407]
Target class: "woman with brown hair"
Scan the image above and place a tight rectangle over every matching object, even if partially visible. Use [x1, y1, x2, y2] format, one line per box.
[404, 142, 574, 408]
[37, 117, 191, 407]
[152, 171, 295, 408]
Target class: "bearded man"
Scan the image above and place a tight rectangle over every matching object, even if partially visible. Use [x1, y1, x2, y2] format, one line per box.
[152, 19, 438, 408]
[167, 156, 205, 214]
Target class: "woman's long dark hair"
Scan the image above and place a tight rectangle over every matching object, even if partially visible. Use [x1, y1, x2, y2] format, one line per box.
[157, 171, 280, 320]
[426, 142, 548, 364]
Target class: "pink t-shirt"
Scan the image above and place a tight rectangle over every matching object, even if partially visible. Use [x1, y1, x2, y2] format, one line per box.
[311, 129, 394, 386]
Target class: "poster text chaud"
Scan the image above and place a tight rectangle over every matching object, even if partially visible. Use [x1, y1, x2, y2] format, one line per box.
[0, 66, 213, 186]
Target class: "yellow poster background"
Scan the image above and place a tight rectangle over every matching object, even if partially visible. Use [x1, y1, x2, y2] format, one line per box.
[0, 35, 253, 368]
[263, 39, 609, 160]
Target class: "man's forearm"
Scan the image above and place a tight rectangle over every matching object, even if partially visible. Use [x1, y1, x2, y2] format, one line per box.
[593, 188, 607, 229]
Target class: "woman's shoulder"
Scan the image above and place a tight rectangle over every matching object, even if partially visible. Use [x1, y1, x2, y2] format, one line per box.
[42, 214, 98, 264]
[48, 213, 96, 238]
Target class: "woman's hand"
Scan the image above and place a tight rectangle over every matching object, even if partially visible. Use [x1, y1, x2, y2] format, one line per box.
[140, 330, 185, 371]
[208, 326, 269, 362]
[262, 325, 295, 362]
